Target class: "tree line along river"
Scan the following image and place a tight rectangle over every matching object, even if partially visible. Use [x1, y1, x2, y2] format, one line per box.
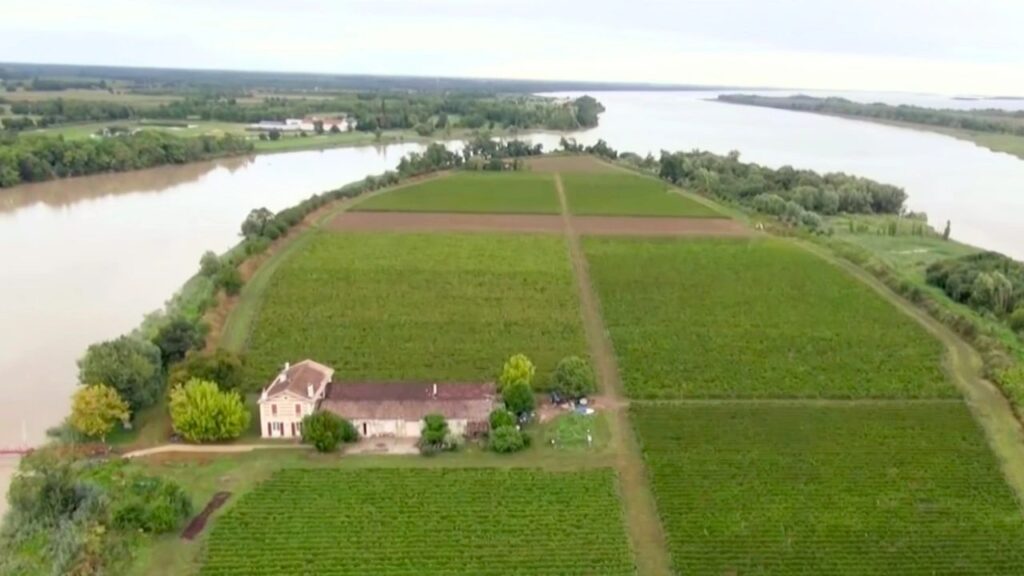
[2, 90, 1024, 513]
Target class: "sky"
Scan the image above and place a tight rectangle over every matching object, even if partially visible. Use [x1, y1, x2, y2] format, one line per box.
[3, 0, 1023, 96]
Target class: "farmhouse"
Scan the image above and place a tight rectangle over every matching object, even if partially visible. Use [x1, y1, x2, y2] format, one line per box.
[259, 360, 496, 439]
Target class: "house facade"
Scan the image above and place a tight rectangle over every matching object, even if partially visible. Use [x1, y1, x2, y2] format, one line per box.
[258, 359, 495, 440]
[258, 360, 333, 438]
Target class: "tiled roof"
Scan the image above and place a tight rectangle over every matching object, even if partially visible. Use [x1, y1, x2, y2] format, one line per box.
[320, 382, 496, 422]
[263, 359, 334, 400]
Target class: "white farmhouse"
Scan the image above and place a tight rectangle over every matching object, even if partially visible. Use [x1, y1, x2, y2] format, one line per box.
[258, 360, 333, 438]
[258, 359, 495, 440]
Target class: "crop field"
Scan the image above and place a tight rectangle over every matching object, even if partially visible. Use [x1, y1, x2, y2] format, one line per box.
[631, 402, 1024, 575]
[562, 172, 724, 218]
[583, 237, 951, 398]
[353, 172, 560, 214]
[243, 232, 585, 387]
[199, 468, 634, 576]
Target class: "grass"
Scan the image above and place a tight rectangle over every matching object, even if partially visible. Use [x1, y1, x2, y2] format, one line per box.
[199, 467, 633, 576]
[538, 412, 611, 452]
[562, 172, 725, 218]
[352, 172, 561, 214]
[583, 237, 951, 398]
[242, 232, 586, 388]
[631, 402, 1024, 575]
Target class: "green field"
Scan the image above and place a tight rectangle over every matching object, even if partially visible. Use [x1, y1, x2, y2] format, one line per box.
[353, 172, 560, 214]
[562, 172, 724, 217]
[200, 468, 633, 576]
[583, 237, 950, 398]
[243, 232, 585, 387]
[631, 403, 1024, 575]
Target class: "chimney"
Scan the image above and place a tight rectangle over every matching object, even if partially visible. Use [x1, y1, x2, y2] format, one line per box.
[307, 384, 315, 399]
[284, 361, 290, 373]
[432, 383, 437, 398]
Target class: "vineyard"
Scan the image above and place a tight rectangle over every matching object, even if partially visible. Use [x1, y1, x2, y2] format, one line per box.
[353, 172, 560, 214]
[562, 172, 724, 217]
[631, 402, 1024, 575]
[583, 237, 951, 398]
[243, 232, 586, 387]
[200, 468, 634, 576]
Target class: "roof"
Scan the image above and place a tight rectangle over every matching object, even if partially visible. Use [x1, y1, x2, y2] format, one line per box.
[263, 360, 334, 400]
[320, 382, 496, 422]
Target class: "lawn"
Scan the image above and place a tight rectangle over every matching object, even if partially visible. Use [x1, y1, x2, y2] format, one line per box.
[631, 402, 1024, 575]
[199, 468, 633, 576]
[562, 172, 724, 218]
[583, 237, 951, 398]
[353, 172, 560, 214]
[243, 232, 585, 388]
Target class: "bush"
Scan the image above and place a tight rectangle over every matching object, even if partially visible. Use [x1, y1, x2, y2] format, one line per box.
[168, 349, 245, 392]
[1010, 307, 1024, 334]
[199, 251, 221, 277]
[418, 414, 456, 455]
[69, 384, 130, 441]
[489, 409, 516, 431]
[498, 353, 535, 392]
[110, 475, 192, 533]
[552, 356, 596, 399]
[168, 379, 250, 443]
[152, 316, 203, 365]
[301, 411, 356, 452]
[502, 381, 535, 416]
[215, 266, 243, 296]
[489, 425, 527, 453]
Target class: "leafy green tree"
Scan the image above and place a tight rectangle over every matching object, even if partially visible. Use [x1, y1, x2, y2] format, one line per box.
[300, 412, 358, 452]
[488, 409, 516, 431]
[1010, 307, 1024, 334]
[199, 251, 221, 277]
[489, 425, 527, 453]
[78, 336, 164, 410]
[69, 384, 130, 441]
[152, 316, 202, 365]
[943, 220, 951, 240]
[167, 349, 245, 392]
[499, 353, 535, 392]
[168, 379, 250, 443]
[552, 356, 596, 399]
[418, 413, 453, 455]
[240, 207, 275, 239]
[215, 266, 244, 296]
[502, 381, 535, 416]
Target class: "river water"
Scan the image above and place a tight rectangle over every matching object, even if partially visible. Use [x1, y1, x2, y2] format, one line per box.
[1, 90, 1023, 512]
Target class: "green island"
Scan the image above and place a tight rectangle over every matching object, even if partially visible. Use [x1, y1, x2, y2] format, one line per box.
[4, 134, 1024, 576]
[717, 93, 1024, 159]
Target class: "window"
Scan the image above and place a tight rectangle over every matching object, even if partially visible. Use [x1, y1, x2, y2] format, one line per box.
[295, 404, 301, 416]
[271, 404, 277, 416]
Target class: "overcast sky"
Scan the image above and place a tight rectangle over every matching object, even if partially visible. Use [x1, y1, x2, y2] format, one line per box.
[3, 0, 1023, 95]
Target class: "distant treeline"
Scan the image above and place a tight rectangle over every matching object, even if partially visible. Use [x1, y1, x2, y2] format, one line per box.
[718, 94, 1024, 137]
[0, 62, 726, 93]
[0, 132, 253, 188]
[1, 99, 135, 130]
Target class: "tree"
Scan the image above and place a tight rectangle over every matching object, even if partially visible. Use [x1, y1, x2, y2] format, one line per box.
[943, 220, 951, 240]
[418, 413, 453, 455]
[167, 349, 245, 391]
[488, 408, 516, 431]
[489, 425, 527, 453]
[502, 381, 535, 416]
[168, 379, 250, 443]
[301, 411, 356, 452]
[78, 336, 164, 410]
[498, 353, 535, 392]
[268, 129, 281, 141]
[329, 123, 341, 134]
[199, 251, 221, 277]
[1010, 307, 1024, 334]
[69, 384, 130, 441]
[240, 207, 275, 239]
[215, 266, 243, 296]
[552, 356, 596, 399]
[152, 316, 202, 365]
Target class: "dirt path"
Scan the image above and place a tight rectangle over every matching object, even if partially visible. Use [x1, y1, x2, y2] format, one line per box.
[555, 174, 674, 576]
[122, 443, 308, 459]
[798, 239, 1024, 507]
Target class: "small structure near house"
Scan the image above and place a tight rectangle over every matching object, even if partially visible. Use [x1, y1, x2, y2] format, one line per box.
[258, 360, 496, 440]
[258, 360, 333, 438]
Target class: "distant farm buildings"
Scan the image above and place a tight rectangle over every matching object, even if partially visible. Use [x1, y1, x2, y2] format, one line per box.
[258, 360, 496, 440]
[246, 116, 355, 133]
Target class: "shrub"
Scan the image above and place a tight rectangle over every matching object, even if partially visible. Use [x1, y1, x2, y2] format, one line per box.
[499, 353, 535, 392]
[489, 425, 527, 453]
[301, 411, 356, 452]
[418, 414, 455, 455]
[168, 349, 245, 392]
[502, 381, 536, 416]
[110, 475, 192, 533]
[1010, 307, 1024, 334]
[78, 336, 164, 411]
[152, 316, 203, 365]
[215, 267, 243, 296]
[169, 379, 250, 443]
[552, 356, 596, 399]
[199, 251, 221, 277]
[489, 409, 516, 431]
[69, 384, 130, 441]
